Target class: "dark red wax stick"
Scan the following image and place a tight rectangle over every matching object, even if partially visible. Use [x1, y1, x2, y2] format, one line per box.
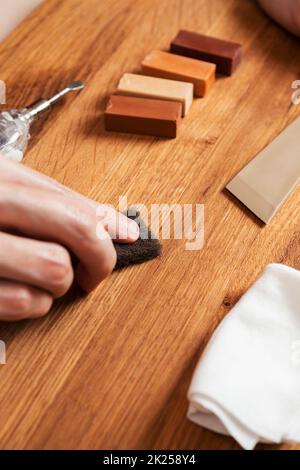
[170, 30, 243, 76]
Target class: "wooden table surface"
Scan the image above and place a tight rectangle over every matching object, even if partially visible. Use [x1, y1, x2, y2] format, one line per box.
[0, 0, 300, 450]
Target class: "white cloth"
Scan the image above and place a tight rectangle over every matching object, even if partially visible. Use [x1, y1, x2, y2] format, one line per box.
[187, 264, 300, 450]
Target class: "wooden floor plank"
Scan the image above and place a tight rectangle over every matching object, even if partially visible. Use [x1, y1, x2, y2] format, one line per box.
[0, 0, 300, 449]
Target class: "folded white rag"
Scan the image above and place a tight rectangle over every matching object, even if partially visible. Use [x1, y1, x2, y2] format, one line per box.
[187, 263, 300, 450]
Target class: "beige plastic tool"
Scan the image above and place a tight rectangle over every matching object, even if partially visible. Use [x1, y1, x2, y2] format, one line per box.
[226, 116, 300, 224]
[117, 73, 193, 116]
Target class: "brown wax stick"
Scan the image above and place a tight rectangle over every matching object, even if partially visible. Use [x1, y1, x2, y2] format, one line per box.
[141, 50, 215, 97]
[170, 30, 243, 76]
[104, 95, 182, 138]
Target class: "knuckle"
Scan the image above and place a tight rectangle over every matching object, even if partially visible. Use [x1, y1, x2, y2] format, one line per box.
[69, 206, 96, 241]
[39, 244, 73, 295]
[0, 183, 23, 209]
[11, 287, 33, 318]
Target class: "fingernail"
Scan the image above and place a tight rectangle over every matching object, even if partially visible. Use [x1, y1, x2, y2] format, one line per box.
[128, 220, 140, 240]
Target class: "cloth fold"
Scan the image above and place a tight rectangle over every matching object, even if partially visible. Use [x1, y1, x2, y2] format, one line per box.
[187, 264, 300, 449]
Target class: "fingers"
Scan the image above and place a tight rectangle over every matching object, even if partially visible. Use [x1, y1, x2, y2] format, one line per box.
[0, 183, 117, 292]
[0, 232, 74, 298]
[0, 280, 53, 321]
[0, 157, 140, 243]
[96, 204, 140, 243]
[258, 0, 300, 36]
[0, 156, 66, 194]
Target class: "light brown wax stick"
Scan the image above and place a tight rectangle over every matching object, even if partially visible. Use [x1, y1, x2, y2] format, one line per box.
[117, 73, 193, 116]
[226, 116, 300, 224]
[141, 50, 215, 97]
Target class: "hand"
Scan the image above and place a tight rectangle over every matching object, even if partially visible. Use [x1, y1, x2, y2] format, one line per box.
[257, 0, 300, 37]
[0, 157, 140, 321]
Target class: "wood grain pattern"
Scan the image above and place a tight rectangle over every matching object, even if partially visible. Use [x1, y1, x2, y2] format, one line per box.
[0, 0, 300, 450]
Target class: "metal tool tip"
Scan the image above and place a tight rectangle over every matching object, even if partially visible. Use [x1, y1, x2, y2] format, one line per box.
[68, 80, 85, 91]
